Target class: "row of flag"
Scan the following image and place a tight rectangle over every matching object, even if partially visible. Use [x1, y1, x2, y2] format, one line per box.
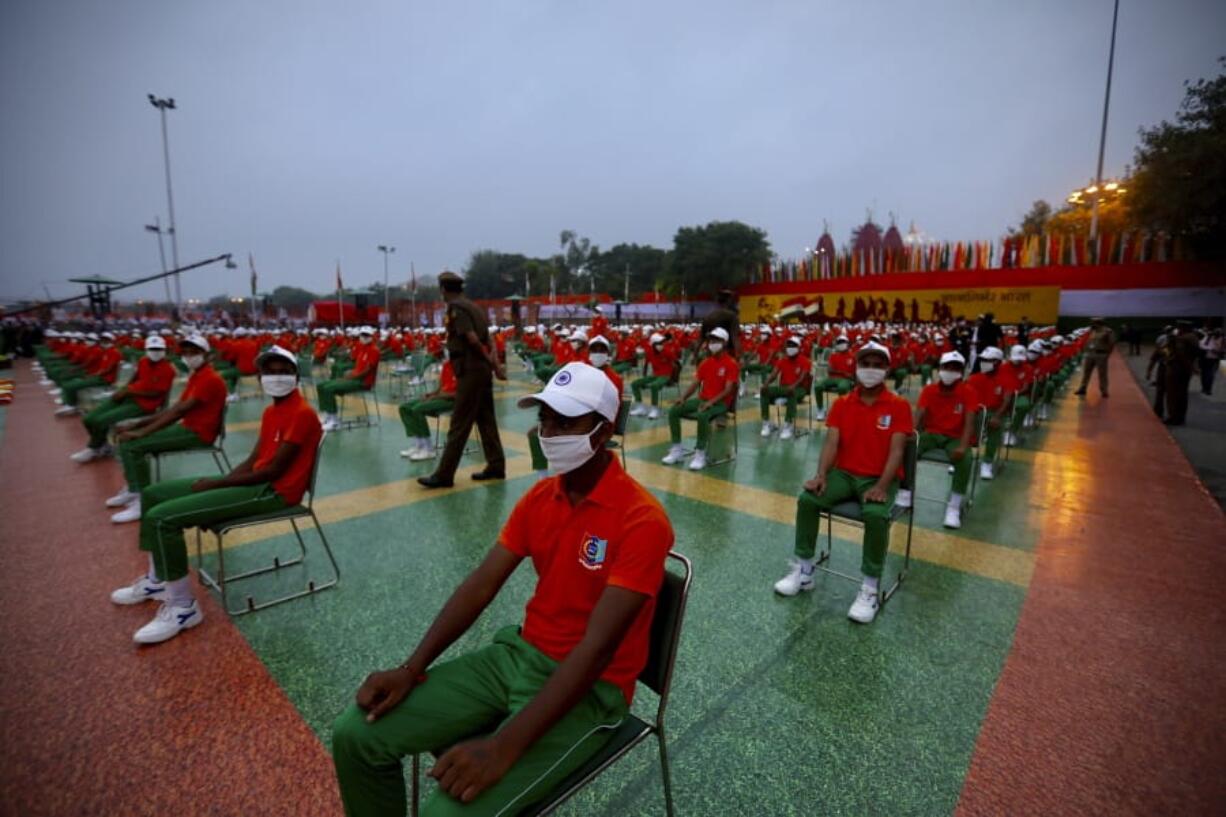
[757, 231, 1188, 283]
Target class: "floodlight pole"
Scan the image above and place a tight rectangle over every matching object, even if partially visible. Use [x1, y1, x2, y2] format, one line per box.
[145, 218, 172, 304]
[149, 95, 182, 309]
[1089, 0, 1119, 248]
[378, 245, 395, 318]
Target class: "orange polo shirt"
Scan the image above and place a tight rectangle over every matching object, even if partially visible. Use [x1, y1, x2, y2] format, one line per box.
[498, 457, 674, 704]
[966, 371, 1008, 412]
[827, 387, 915, 478]
[349, 343, 381, 389]
[773, 353, 811, 388]
[253, 390, 322, 505]
[826, 350, 855, 379]
[127, 357, 176, 412]
[597, 363, 623, 397]
[646, 345, 677, 377]
[918, 381, 979, 438]
[696, 352, 739, 404]
[178, 364, 228, 443]
[90, 347, 123, 383]
[438, 361, 457, 395]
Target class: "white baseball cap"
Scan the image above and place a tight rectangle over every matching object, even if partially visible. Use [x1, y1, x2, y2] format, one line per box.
[256, 344, 298, 370]
[979, 346, 1004, 361]
[1009, 344, 1027, 361]
[144, 335, 167, 350]
[856, 340, 891, 364]
[181, 333, 210, 353]
[587, 334, 610, 348]
[518, 362, 619, 422]
[939, 351, 966, 366]
[649, 332, 665, 344]
[708, 327, 730, 342]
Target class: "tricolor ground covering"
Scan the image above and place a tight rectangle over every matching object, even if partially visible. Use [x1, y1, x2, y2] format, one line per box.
[1, 354, 1223, 815]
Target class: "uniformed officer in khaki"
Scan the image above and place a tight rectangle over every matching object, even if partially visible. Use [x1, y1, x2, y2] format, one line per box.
[1075, 317, 1115, 398]
[418, 271, 507, 488]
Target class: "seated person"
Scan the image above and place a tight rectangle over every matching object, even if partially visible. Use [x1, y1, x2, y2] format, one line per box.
[813, 334, 855, 420]
[331, 362, 673, 816]
[759, 336, 812, 440]
[71, 335, 176, 464]
[908, 351, 978, 529]
[106, 334, 229, 523]
[108, 346, 322, 645]
[774, 341, 913, 624]
[661, 327, 739, 471]
[629, 333, 679, 420]
[528, 336, 623, 474]
[740, 327, 777, 386]
[398, 356, 458, 462]
[54, 331, 122, 416]
[965, 346, 1011, 480]
[1002, 344, 1035, 445]
[318, 326, 381, 430]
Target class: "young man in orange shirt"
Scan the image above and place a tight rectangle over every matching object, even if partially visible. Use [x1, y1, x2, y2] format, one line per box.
[662, 327, 739, 471]
[318, 326, 381, 431]
[71, 335, 176, 464]
[109, 346, 322, 644]
[106, 334, 230, 523]
[629, 332, 679, 420]
[909, 351, 978, 528]
[966, 346, 1010, 480]
[759, 336, 812, 440]
[398, 356, 458, 462]
[332, 362, 674, 816]
[813, 334, 855, 421]
[775, 342, 913, 624]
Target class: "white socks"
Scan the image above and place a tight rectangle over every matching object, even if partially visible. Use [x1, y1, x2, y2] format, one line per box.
[798, 558, 815, 574]
[948, 493, 964, 510]
[862, 575, 880, 593]
[147, 554, 161, 582]
[166, 577, 194, 607]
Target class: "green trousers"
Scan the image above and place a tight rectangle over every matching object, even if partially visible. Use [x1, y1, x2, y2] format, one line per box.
[630, 375, 671, 405]
[399, 398, 454, 438]
[760, 385, 806, 422]
[318, 378, 368, 414]
[813, 377, 852, 409]
[60, 375, 107, 406]
[83, 398, 148, 449]
[534, 364, 560, 384]
[140, 478, 286, 582]
[611, 360, 636, 375]
[215, 363, 240, 393]
[331, 625, 628, 817]
[119, 423, 211, 492]
[982, 417, 1004, 462]
[741, 362, 773, 382]
[331, 360, 355, 379]
[919, 364, 933, 383]
[668, 398, 728, 449]
[1011, 396, 1032, 435]
[917, 432, 971, 495]
[891, 367, 909, 390]
[795, 468, 897, 578]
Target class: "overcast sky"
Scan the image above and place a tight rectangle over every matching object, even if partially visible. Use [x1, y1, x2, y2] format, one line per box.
[2, 0, 1223, 304]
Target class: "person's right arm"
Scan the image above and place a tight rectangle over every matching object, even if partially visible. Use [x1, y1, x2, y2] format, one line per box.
[804, 427, 839, 496]
[356, 545, 523, 722]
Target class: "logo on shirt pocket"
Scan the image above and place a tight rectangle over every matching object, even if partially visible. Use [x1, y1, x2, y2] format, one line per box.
[578, 533, 608, 570]
[876, 414, 892, 430]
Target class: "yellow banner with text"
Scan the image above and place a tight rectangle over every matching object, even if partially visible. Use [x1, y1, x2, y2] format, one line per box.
[740, 286, 1060, 325]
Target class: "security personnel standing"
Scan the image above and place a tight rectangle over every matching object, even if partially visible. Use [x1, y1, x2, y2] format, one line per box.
[419, 271, 506, 488]
[1075, 317, 1115, 398]
[1164, 321, 1200, 426]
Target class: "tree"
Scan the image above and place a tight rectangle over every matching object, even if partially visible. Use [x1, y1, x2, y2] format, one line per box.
[1046, 195, 1134, 236]
[585, 243, 672, 299]
[1012, 200, 1053, 236]
[462, 250, 531, 299]
[558, 230, 597, 295]
[669, 221, 771, 295]
[1129, 57, 1226, 258]
[268, 285, 319, 311]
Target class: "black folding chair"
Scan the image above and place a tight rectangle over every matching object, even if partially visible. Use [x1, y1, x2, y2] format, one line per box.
[411, 551, 693, 817]
[151, 405, 234, 482]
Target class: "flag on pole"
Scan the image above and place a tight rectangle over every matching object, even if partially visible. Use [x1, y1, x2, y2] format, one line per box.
[336, 260, 345, 330]
[248, 253, 257, 297]
[410, 261, 417, 294]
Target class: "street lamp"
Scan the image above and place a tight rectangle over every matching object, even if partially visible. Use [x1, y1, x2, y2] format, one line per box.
[148, 94, 182, 311]
[1088, 0, 1120, 245]
[377, 245, 395, 319]
[144, 218, 173, 304]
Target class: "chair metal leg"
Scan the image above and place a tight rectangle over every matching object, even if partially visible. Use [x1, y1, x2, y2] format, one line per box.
[657, 728, 676, 817]
[411, 754, 420, 817]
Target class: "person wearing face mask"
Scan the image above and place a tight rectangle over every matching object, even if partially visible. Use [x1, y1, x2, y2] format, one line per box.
[662, 327, 740, 471]
[397, 354, 458, 462]
[108, 345, 321, 644]
[332, 361, 674, 816]
[812, 335, 855, 421]
[759, 336, 812, 440]
[909, 351, 978, 528]
[105, 335, 229, 523]
[965, 346, 1010, 479]
[526, 337, 623, 474]
[53, 331, 123, 416]
[1001, 344, 1034, 446]
[629, 333, 680, 419]
[71, 335, 176, 464]
[314, 326, 382, 431]
[775, 342, 914, 623]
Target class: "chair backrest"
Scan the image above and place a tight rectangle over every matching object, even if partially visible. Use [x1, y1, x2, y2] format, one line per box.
[303, 430, 328, 509]
[639, 552, 692, 723]
[614, 400, 631, 435]
[900, 431, 919, 491]
[216, 401, 229, 444]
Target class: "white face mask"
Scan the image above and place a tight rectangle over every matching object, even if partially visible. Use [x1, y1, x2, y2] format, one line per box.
[938, 369, 963, 385]
[589, 352, 609, 368]
[183, 354, 206, 371]
[652, 345, 663, 354]
[146, 350, 166, 362]
[835, 343, 849, 352]
[786, 346, 800, 357]
[708, 342, 724, 354]
[538, 423, 605, 475]
[260, 374, 297, 398]
[980, 362, 996, 373]
[856, 367, 886, 388]
[636, 347, 646, 356]
[359, 336, 372, 344]
[1027, 352, 1039, 362]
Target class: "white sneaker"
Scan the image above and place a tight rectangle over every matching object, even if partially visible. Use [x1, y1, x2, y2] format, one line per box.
[54, 405, 78, 417]
[322, 416, 341, 432]
[49, 387, 62, 396]
[760, 422, 775, 438]
[106, 488, 138, 508]
[1004, 431, 1019, 447]
[629, 404, 648, 417]
[687, 450, 707, 470]
[773, 561, 815, 596]
[111, 574, 166, 605]
[943, 503, 962, 529]
[409, 446, 435, 462]
[894, 488, 913, 508]
[661, 444, 685, 465]
[979, 462, 995, 480]
[399, 447, 416, 458]
[947, 465, 956, 475]
[111, 499, 142, 524]
[738, 385, 746, 397]
[70, 447, 102, 463]
[39, 378, 53, 386]
[848, 586, 880, 623]
[816, 408, 827, 421]
[779, 423, 794, 440]
[647, 407, 660, 420]
[133, 600, 203, 644]
[226, 392, 240, 403]
[53, 397, 64, 406]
